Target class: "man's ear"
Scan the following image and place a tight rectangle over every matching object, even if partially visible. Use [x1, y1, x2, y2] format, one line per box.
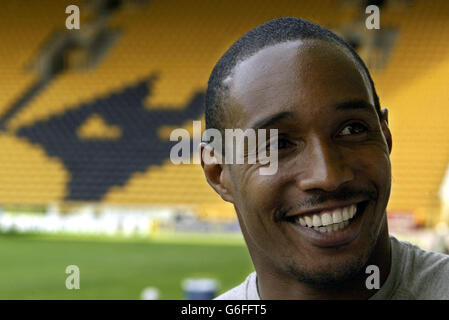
[380, 108, 392, 154]
[200, 143, 234, 203]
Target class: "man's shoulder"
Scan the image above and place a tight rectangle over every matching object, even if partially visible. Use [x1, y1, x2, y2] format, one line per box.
[392, 236, 449, 299]
[393, 235, 449, 271]
[214, 272, 258, 300]
[214, 282, 247, 300]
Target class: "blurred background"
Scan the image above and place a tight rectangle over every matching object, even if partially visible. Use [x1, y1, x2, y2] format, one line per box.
[0, 0, 448, 299]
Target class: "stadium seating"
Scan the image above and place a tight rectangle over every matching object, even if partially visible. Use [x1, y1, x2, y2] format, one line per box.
[1, 0, 449, 223]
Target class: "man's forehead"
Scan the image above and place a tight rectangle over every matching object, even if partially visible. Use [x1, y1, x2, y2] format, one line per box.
[225, 40, 304, 101]
[225, 39, 375, 129]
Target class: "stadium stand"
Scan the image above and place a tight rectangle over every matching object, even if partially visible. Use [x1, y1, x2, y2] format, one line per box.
[1, 0, 449, 223]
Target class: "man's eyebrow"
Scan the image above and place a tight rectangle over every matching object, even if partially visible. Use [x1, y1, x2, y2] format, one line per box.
[334, 100, 375, 112]
[249, 100, 373, 130]
[251, 111, 295, 130]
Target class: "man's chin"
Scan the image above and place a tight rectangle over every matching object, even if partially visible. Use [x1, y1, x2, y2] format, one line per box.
[283, 234, 378, 287]
[285, 257, 366, 287]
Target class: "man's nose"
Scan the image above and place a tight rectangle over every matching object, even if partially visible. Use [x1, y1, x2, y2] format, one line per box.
[297, 138, 354, 192]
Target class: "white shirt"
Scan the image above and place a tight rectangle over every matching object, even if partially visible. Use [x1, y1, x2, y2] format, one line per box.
[215, 236, 449, 300]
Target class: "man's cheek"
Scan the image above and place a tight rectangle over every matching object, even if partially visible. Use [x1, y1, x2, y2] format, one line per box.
[371, 155, 391, 189]
[248, 175, 282, 208]
[238, 181, 278, 234]
[354, 150, 389, 179]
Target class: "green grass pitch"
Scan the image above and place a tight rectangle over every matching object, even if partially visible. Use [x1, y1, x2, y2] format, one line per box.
[0, 232, 254, 299]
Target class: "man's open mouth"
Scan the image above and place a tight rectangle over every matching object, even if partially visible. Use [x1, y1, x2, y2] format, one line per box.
[285, 201, 370, 233]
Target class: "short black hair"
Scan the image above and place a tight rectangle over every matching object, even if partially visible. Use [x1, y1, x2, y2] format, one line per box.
[205, 17, 381, 132]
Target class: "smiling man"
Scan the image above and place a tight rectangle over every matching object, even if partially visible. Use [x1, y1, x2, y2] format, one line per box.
[201, 17, 449, 299]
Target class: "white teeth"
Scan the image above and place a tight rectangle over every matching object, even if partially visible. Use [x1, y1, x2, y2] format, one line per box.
[321, 213, 332, 226]
[305, 216, 313, 227]
[312, 215, 322, 227]
[350, 205, 356, 218]
[332, 209, 343, 224]
[342, 207, 350, 221]
[294, 203, 360, 231]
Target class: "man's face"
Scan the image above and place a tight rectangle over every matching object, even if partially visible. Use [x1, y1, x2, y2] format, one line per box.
[222, 39, 392, 285]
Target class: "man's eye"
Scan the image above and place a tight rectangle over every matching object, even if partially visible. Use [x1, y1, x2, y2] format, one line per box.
[277, 138, 290, 149]
[260, 137, 292, 152]
[338, 123, 367, 136]
[275, 138, 294, 150]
